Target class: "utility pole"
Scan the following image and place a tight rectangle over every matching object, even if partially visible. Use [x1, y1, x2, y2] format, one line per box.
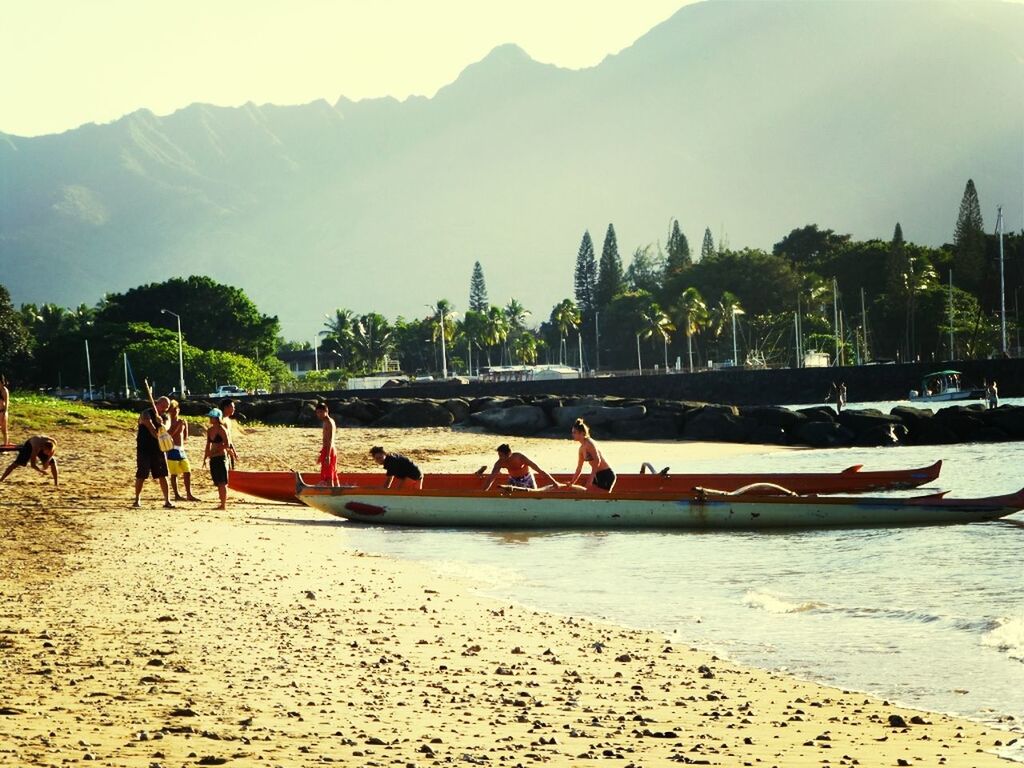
[832, 278, 840, 366]
[997, 206, 1007, 355]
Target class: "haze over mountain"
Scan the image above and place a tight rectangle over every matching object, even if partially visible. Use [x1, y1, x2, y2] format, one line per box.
[2, 0, 1022, 338]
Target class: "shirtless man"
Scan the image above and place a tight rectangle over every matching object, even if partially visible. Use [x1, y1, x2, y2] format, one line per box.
[483, 443, 557, 490]
[0, 375, 9, 446]
[219, 398, 236, 459]
[1, 435, 59, 486]
[166, 400, 201, 501]
[314, 401, 338, 486]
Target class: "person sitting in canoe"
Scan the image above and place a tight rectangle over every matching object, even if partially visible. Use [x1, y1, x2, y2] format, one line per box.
[370, 446, 423, 490]
[567, 418, 616, 493]
[483, 443, 558, 491]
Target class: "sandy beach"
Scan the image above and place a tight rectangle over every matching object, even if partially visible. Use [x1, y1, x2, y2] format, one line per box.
[0, 417, 1017, 766]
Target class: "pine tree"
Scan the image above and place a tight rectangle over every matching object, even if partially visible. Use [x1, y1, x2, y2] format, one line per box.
[574, 230, 597, 318]
[953, 179, 986, 296]
[596, 223, 624, 310]
[700, 228, 715, 262]
[469, 261, 489, 313]
[665, 219, 691, 275]
[886, 222, 914, 359]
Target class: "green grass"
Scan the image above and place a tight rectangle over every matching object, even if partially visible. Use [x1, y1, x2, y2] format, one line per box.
[8, 395, 138, 435]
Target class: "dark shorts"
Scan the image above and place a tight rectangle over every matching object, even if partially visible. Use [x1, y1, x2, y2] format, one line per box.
[593, 468, 617, 491]
[15, 441, 32, 466]
[136, 448, 168, 479]
[507, 473, 536, 489]
[210, 455, 229, 486]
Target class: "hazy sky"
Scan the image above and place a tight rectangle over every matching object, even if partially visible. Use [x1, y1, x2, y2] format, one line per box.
[1, 1, 693, 137]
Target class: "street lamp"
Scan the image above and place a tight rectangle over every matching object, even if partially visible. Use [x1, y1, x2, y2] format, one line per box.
[160, 308, 186, 399]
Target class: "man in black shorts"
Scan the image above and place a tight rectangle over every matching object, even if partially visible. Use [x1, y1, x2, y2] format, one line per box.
[0, 435, 58, 486]
[369, 446, 423, 489]
[134, 396, 173, 508]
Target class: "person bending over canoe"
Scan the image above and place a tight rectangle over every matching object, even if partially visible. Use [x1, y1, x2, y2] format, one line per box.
[370, 446, 423, 490]
[0, 435, 58, 486]
[483, 443, 558, 491]
[568, 418, 616, 493]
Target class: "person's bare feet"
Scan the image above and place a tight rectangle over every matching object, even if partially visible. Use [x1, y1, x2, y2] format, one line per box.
[186, 495, 203, 502]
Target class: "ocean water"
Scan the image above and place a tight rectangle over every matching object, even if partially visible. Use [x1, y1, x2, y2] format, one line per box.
[315, 400, 1024, 754]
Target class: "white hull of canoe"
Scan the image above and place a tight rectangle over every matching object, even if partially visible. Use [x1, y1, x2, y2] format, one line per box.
[296, 485, 1024, 530]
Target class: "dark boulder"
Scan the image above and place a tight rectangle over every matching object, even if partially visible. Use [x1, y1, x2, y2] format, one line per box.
[909, 420, 960, 445]
[851, 423, 906, 447]
[552, 404, 647, 429]
[981, 406, 1024, 439]
[469, 396, 523, 413]
[971, 426, 1012, 442]
[610, 416, 680, 440]
[796, 406, 836, 423]
[682, 410, 754, 443]
[933, 406, 986, 441]
[796, 421, 855, 447]
[741, 406, 805, 430]
[336, 398, 381, 424]
[374, 400, 455, 428]
[443, 398, 471, 424]
[469, 405, 550, 436]
[747, 423, 789, 445]
[837, 409, 902, 442]
[890, 405, 934, 438]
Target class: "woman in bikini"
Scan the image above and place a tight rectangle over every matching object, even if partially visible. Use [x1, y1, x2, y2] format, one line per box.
[568, 418, 616, 493]
[203, 408, 237, 510]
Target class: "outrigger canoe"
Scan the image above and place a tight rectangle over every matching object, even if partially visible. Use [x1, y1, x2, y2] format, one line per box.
[294, 475, 1024, 530]
[229, 461, 943, 504]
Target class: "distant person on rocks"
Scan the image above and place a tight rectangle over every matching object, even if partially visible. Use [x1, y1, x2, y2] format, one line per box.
[166, 399, 201, 501]
[315, 401, 338, 486]
[370, 446, 423, 490]
[134, 396, 173, 508]
[568, 418, 616, 493]
[0, 435, 58, 486]
[838, 382, 847, 411]
[987, 380, 999, 409]
[484, 443, 558, 490]
[0, 375, 9, 446]
[204, 408, 237, 510]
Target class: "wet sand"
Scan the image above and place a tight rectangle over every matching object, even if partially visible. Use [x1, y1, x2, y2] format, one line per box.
[0, 421, 1016, 766]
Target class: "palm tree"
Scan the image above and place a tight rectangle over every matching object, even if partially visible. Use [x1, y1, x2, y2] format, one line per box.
[511, 331, 539, 365]
[353, 313, 393, 372]
[482, 306, 509, 367]
[673, 287, 707, 372]
[322, 308, 357, 366]
[549, 299, 580, 366]
[425, 299, 457, 372]
[504, 299, 531, 330]
[640, 303, 676, 371]
[710, 291, 745, 366]
[460, 310, 488, 376]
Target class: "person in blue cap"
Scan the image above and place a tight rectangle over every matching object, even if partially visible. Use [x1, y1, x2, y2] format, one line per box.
[203, 408, 237, 510]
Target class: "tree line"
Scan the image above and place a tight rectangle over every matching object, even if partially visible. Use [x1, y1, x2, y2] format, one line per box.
[0, 179, 1020, 393]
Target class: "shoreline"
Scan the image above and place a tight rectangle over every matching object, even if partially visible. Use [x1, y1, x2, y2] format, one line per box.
[0, 422, 1019, 765]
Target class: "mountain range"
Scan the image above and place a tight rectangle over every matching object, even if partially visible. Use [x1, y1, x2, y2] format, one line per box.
[2, 0, 1023, 338]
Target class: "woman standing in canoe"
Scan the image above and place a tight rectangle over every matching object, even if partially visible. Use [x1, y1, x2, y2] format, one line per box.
[568, 418, 616, 493]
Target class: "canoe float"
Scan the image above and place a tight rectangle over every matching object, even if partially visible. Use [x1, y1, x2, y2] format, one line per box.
[229, 460, 943, 504]
[294, 475, 1023, 530]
